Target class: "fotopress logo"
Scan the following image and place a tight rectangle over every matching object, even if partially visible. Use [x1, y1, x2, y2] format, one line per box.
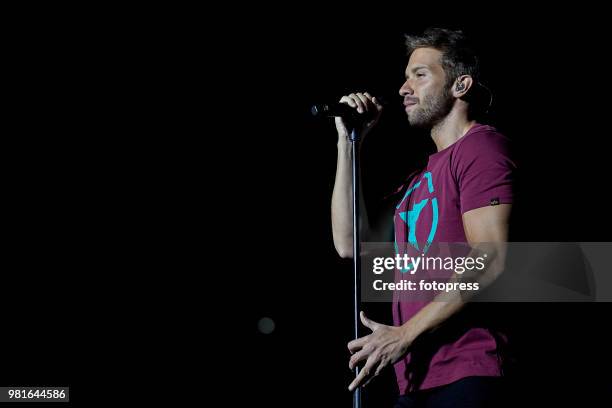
[367, 252, 487, 296]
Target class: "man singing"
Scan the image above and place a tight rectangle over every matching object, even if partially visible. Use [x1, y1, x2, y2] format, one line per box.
[331, 28, 515, 407]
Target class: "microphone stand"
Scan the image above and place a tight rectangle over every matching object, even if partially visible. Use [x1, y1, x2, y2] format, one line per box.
[349, 127, 362, 408]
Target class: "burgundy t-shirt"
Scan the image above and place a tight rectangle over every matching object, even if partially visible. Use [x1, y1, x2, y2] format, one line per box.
[391, 123, 515, 393]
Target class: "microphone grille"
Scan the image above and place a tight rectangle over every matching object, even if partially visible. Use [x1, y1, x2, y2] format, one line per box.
[310, 104, 330, 117]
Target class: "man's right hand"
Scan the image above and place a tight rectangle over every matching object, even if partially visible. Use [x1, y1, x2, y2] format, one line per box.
[335, 92, 383, 142]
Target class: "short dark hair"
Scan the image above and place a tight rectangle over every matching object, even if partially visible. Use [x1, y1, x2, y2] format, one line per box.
[405, 27, 480, 87]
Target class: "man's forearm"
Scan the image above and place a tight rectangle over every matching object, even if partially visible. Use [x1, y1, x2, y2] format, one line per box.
[331, 139, 369, 258]
[399, 244, 506, 341]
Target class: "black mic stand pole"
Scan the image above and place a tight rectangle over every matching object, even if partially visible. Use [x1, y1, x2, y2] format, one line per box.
[349, 126, 362, 408]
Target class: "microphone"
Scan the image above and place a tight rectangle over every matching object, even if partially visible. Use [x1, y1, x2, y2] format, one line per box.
[311, 97, 387, 122]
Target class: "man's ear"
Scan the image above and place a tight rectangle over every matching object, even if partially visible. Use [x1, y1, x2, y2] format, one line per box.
[453, 75, 474, 98]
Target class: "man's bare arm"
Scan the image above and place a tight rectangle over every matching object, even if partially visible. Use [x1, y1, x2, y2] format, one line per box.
[331, 92, 383, 257]
[400, 204, 511, 338]
[347, 204, 512, 390]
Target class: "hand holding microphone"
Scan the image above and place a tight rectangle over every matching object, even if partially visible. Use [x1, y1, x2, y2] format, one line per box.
[312, 92, 384, 143]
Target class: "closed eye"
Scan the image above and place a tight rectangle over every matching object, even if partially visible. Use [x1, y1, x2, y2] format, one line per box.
[405, 70, 428, 80]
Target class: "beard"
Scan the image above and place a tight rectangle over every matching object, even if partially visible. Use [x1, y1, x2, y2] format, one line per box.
[407, 86, 454, 128]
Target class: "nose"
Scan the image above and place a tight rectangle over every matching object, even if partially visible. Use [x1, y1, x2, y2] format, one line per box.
[399, 79, 414, 97]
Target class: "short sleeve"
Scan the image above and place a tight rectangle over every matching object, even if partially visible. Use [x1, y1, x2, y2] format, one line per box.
[453, 129, 516, 214]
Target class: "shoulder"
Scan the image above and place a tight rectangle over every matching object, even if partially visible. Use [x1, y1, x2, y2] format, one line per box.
[454, 124, 511, 158]
[450, 124, 513, 173]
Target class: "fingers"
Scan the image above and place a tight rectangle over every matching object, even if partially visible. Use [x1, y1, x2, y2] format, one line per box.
[354, 93, 369, 113]
[348, 355, 378, 391]
[339, 92, 379, 114]
[347, 313, 381, 353]
[347, 334, 370, 354]
[347, 93, 365, 113]
[361, 363, 384, 388]
[365, 92, 383, 112]
[349, 347, 369, 370]
[360, 311, 380, 331]
[339, 95, 358, 109]
[348, 354, 389, 391]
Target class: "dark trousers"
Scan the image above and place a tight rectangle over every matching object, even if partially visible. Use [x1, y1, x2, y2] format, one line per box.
[394, 376, 505, 408]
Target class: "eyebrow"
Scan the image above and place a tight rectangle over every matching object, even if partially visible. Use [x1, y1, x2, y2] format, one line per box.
[405, 65, 430, 78]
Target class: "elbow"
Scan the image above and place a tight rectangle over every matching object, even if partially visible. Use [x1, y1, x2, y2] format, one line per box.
[335, 244, 353, 259]
[332, 230, 354, 259]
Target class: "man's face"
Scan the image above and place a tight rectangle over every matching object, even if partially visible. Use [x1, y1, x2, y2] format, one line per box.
[399, 47, 454, 128]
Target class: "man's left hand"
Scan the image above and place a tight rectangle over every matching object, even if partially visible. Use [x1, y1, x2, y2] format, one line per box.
[347, 311, 414, 391]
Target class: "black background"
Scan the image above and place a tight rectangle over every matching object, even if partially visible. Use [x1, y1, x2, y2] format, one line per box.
[234, 5, 612, 408]
[4, 3, 612, 406]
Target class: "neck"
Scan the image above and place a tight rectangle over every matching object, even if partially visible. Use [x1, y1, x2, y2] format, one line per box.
[430, 107, 476, 152]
